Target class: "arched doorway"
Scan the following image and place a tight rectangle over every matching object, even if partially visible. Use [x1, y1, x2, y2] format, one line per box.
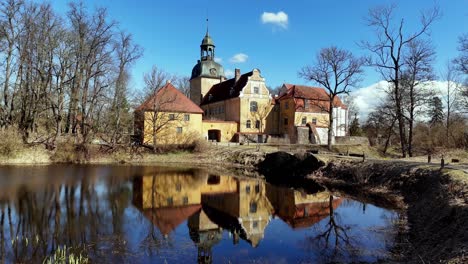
[208, 129, 221, 142]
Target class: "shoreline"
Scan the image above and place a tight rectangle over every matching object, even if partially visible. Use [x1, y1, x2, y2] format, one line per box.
[308, 159, 468, 263]
[1, 145, 467, 262]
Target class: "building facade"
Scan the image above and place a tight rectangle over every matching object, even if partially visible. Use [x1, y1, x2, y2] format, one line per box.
[135, 30, 348, 146]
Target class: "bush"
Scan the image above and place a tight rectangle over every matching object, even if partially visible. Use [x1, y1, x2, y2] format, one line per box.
[51, 137, 90, 163]
[0, 126, 24, 157]
[192, 138, 210, 153]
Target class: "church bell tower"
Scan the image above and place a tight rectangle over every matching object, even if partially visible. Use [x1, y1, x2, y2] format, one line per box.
[190, 21, 225, 105]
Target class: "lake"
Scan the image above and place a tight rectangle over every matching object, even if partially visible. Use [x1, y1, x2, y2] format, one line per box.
[0, 165, 399, 263]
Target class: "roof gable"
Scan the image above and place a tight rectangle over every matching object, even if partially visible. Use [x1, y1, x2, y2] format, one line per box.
[136, 83, 204, 114]
[200, 71, 253, 105]
[280, 83, 347, 109]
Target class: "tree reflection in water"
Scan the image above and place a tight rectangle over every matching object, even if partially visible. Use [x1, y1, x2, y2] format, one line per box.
[0, 165, 398, 263]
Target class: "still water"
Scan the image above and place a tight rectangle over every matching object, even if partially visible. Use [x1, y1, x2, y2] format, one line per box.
[0, 165, 399, 263]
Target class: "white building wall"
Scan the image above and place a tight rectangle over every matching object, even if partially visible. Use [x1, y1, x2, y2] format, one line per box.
[316, 127, 329, 145]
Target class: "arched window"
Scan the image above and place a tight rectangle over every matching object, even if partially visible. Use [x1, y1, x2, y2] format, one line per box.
[255, 120, 260, 129]
[246, 120, 251, 128]
[250, 101, 258, 112]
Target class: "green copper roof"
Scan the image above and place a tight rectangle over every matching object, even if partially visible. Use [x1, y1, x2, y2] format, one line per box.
[201, 32, 214, 46]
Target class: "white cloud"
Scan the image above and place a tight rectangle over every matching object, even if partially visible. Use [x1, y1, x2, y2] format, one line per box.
[214, 57, 222, 63]
[352, 80, 463, 121]
[229, 53, 248, 63]
[352, 81, 388, 121]
[225, 69, 234, 78]
[261, 11, 288, 29]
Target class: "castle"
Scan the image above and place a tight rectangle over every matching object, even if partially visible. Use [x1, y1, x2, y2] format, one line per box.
[135, 29, 348, 145]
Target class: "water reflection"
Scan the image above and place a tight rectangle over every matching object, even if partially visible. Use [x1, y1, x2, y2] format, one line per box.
[0, 165, 398, 263]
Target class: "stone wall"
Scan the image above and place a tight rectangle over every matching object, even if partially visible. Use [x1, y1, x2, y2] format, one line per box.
[334, 136, 369, 145]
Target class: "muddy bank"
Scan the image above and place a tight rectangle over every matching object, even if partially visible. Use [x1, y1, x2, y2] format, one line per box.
[309, 160, 468, 263]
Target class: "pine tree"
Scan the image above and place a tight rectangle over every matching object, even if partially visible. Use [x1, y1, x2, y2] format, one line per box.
[428, 96, 444, 126]
[349, 114, 363, 136]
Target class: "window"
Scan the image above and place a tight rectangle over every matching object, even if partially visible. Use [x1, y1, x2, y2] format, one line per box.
[249, 202, 257, 213]
[246, 120, 251, 128]
[250, 101, 258, 112]
[176, 183, 181, 192]
[253, 221, 259, 228]
[285, 102, 289, 109]
[229, 87, 235, 95]
[183, 196, 189, 205]
[255, 120, 260, 129]
[246, 186, 251, 194]
[302, 117, 307, 125]
[312, 118, 317, 125]
[253, 86, 259, 94]
[167, 197, 173, 206]
[176, 127, 183, 133]
[169, 114, 175, 120]
[284, 118, 288, 125]
[207, 175, 220, 185]
[255, 184, 260, 193]
[184, 114, 190, 121]
[305, 99, 311, 109]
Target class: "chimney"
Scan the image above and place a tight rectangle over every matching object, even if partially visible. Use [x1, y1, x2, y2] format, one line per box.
[235, 68, 241, 83]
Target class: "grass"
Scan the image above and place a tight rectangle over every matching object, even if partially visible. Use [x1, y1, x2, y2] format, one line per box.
[43, 245, 88, 264]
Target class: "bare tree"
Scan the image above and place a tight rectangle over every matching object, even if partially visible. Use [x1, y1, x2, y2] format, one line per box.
[138, 66, 179, 152]
[109, 31, 142, 144]
[0, 0, 23, 127]
[362, 4, 440, 157]
[300, 46, 364, 150]
[174, 76, 190, 98]
[400, 39, 436, 156]
[454, 34, 468, 75]
[364, 97, 398, 154]
[441, 63, 462, 143]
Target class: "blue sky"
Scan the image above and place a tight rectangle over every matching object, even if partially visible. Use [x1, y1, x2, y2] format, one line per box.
[49, 0, 467, 93]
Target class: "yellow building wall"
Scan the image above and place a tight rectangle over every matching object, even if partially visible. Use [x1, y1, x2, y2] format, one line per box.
[202, 121, 238, 142]
[200, 175, 238, 194]
[238, 70, 272, 134]
[294, 112, 329, 127]
[140, 174, 203, 209]
[143, 111, 203, 145]
[138, 173, 239, 209]
[225, 98, 240, 121]
[264, 105, 280, 135]
[279, 98, 296, 135]
[201, 101, 226, 120]
[190, 77, 222, 105]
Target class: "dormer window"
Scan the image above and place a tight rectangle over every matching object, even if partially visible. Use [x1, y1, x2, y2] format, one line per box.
[208, 94, 213, 101]
[229, 87, 234, 95]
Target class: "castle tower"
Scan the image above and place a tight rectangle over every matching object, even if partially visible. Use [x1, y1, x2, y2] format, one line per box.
[190, 22, 225, 105]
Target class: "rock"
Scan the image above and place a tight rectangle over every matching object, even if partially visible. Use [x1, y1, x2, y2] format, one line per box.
[257, 151, 325, 181]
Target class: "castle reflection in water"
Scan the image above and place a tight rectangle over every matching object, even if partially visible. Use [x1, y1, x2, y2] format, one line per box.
[132, 167, 342, 264]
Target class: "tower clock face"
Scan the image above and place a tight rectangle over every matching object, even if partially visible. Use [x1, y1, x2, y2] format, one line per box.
[210, 68, 217, 75]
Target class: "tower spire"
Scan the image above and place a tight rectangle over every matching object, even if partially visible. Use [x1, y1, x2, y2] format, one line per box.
[206, 18, 209, 36]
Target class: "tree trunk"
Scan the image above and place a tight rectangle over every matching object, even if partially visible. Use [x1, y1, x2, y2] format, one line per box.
[394, 77, 408, 158]
[327, 98, 334, 151]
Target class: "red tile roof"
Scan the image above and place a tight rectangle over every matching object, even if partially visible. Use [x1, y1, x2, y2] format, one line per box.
[136, 82, 204, 114]
[200, 71, 253, 105]
[280, 84, 347, 109]
[142, 205, 202, 235]
[280, 198, 343, 229]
